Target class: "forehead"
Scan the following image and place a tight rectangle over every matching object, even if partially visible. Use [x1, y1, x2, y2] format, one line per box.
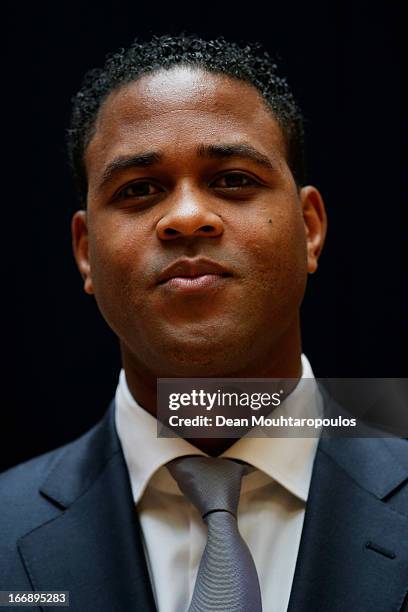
[85, 66, 287, 174]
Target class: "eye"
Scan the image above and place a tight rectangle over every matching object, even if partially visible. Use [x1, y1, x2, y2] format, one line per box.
[116, 181, 162, 200]
[211, 172, 259, 189]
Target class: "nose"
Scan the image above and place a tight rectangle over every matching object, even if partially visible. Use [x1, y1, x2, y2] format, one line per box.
[156, 187, 224, 241]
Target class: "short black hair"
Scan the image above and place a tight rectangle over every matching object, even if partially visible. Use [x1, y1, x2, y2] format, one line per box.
[67, 34, 305, 206]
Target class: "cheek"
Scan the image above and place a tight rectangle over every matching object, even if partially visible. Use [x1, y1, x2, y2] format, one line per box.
[236, 206, 308, 307]
[241, 207, 307, 273]
[87, 217, 149, 307]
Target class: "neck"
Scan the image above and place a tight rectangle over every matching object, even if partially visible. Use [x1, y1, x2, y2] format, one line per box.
[120, 321, 303, 455]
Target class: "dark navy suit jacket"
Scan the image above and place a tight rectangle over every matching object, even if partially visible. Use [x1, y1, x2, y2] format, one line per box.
[1, 400, 408, 611]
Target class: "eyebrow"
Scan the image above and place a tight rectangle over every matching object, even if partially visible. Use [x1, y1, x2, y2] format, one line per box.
[99, 151, 162, 190]
[98, 142, 274, 192]
[197, 143, 274, 169]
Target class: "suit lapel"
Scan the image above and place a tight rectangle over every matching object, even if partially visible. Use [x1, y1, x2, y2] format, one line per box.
[288, 435, 408, 612]
[18, 403, 156, 612]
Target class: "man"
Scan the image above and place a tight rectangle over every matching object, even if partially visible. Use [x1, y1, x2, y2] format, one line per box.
[0, 35, 407, 611]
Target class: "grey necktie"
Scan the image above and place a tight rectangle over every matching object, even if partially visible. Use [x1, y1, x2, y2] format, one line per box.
[167, 456, 263, 612]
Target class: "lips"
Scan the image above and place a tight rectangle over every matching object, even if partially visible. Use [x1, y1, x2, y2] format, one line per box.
[157, 257, 232, 289]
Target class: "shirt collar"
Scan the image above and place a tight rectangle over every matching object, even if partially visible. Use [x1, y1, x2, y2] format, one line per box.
[115, 370, 205, 503]
[115, 354, 322, 504]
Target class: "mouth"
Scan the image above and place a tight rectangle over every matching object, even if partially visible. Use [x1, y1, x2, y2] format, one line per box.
[157, 257, 232, 293]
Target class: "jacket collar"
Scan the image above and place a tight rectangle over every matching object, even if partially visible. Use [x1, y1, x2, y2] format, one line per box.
[19, 401, 157, 612]
[288, 432, 408, 611]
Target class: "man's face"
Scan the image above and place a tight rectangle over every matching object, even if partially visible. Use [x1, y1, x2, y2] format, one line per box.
[73, 67, 325, 377]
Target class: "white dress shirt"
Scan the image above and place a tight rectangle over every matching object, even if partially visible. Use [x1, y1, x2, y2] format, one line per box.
[115, 354, 323, 612]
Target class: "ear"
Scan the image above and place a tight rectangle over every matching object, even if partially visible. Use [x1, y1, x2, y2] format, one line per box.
[300, 185, 327, 274]
[71, 210, 94, 294]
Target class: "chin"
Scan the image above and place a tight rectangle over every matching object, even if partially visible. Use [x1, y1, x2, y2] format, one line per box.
[123, 319, 268, 377]
[155, 339, 252, 378]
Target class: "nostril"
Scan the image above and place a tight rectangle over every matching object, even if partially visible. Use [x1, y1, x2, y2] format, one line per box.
[201, 225, 214, 233]
[164, 227, 179, 236]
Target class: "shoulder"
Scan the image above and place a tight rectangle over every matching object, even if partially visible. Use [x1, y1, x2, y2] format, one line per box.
[0, 440, 80, 587]
[317, 434, 408, 516]
[0, 445, 60, 506]
[0, 406, 116, 544]
[0, 401, 127, 589]
[318, 383, 408, 509]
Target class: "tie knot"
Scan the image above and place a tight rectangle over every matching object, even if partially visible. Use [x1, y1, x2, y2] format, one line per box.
[167, 456, 246, 518]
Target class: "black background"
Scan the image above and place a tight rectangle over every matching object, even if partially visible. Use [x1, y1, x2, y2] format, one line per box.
[2, 0, 405, 471]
